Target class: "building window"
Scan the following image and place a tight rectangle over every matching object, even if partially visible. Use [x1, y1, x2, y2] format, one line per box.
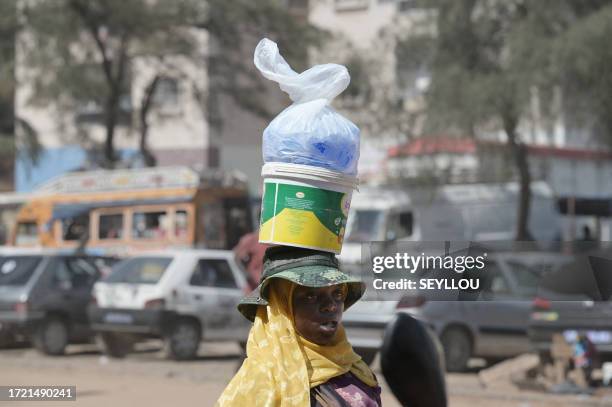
[335, 0, 369, 12]
[287, 0, 308, 10]
[99, 213, 124, 240]
[397, 0, 417, 11]
[397, 0, 435, 13]
[153, 77, 179, 110]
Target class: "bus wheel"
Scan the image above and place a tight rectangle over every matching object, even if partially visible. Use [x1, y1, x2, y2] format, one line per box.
[33, 316, 68, 356]
[164, 319, 201, 360]
[97, 332, 133, 358]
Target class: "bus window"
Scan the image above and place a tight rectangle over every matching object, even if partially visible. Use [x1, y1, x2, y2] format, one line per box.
[99, 213, 124, 240]
[175, 210, 188, 239]
[62, 215, 89, 241]
[132, 211, 169, 240]
[15, 222, 39, 245]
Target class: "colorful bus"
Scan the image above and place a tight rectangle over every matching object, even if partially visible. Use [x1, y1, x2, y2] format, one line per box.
[10, 166, 252, 254]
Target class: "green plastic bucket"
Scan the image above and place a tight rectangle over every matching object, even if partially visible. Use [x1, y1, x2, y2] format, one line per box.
[259, 163, 358, 254]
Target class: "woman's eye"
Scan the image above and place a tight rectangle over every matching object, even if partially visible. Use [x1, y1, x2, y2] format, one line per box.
[305, 293, 317, 302]
[333, 290, 345, 300]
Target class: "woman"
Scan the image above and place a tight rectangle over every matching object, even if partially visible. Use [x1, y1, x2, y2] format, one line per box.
[217, 246, 381, 406]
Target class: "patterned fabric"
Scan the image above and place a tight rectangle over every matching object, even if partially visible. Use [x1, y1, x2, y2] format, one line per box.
[311, 373, 382, 407]
[216, 279, 377, 406]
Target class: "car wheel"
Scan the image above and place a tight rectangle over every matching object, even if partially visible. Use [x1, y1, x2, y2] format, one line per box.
[355, 348, 377, 366]
[97, 332, 134, 358]
[164, 320, 201, 360]
[0, 332, 14, 348]
[441, 327, 471, 372]
[33, 316, 69, 356]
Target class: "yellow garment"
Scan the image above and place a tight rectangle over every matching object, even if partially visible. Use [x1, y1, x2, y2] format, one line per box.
[216, 280, 377, 406]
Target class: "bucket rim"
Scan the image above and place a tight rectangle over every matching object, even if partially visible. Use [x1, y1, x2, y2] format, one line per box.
[262, 162, 359, 189]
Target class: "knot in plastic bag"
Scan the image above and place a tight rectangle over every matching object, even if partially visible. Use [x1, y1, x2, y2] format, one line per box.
[254, 38, 350, 104]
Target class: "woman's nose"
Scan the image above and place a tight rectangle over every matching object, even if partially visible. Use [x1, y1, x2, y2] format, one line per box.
[320, 296, 338, 313]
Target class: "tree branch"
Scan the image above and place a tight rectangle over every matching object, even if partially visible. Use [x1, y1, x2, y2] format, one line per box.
[68, 0, 114, 85]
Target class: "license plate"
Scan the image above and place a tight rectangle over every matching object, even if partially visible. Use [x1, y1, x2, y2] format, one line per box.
[103, 312, 134, 324]
[563, 329, 612, 344]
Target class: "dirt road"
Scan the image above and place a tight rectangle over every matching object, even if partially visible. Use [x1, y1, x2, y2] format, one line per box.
[0, 342, 611, 407]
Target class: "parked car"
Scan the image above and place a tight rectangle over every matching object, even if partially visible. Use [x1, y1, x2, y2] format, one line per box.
[88, 250, 251, 360]
[0, 247, 117, 354]
[343, 251, 571, 371]
[528, 250, 612, 364]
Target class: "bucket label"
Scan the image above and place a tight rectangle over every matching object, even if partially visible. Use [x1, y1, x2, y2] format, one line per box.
[259, 182, 350, 253]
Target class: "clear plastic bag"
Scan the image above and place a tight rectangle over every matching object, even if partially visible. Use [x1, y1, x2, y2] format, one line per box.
[254, 38, 360, 175]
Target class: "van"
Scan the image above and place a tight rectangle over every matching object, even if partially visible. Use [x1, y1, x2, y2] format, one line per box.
[339, 182, 563, 365]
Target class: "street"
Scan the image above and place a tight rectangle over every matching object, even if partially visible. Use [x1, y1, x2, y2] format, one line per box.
[1, 342, 611, 407]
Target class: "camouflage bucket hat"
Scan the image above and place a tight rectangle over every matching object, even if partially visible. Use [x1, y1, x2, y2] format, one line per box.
[238, 246, 365, 322]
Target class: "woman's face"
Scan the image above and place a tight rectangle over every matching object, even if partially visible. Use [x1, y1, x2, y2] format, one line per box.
[292, 284, 346, 346]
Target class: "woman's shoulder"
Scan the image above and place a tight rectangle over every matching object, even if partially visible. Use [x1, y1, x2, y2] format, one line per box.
[311, 372, 382, 407]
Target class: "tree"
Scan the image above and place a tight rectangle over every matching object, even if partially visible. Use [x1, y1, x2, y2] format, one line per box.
[555, 2, 612, 147]
[397, 0, 574, 240]
[0, 1, 44, 188]
[20, 0, 320, 168]
[0, 1, 17, 189]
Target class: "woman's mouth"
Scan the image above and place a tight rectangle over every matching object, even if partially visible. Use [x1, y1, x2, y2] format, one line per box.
[318, 321, 338, 334]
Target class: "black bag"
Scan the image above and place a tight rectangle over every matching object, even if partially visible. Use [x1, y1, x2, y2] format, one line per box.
[380, 313, 447, 407]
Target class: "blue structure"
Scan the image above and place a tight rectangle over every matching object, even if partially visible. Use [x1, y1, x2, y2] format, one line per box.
[15, 146, 137, 192]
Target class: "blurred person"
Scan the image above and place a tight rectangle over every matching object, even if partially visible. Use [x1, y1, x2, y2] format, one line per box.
[217, 246, 381, 406]
[574, 333, 597, 386]
[233, 231, 269, 290]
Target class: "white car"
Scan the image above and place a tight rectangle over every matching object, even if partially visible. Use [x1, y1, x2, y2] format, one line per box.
[88, 250, 250, 360]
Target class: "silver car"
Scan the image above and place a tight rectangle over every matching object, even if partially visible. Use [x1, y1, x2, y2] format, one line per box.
[88, 250, 251, 360]
[343, 252, 571, 370]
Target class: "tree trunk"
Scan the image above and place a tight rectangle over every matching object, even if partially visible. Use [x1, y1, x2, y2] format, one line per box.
[139, 75, 160, 167]
[504, 118, 533, 241]
[103, 91, 119, 168]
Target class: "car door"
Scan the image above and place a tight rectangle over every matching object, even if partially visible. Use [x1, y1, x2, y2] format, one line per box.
[465, 260, 529, 358]
[182, 257, 242, 340]
[46, 256, 100, 328]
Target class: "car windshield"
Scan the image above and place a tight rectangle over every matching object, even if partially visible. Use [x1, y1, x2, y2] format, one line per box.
[0, 255, 42, 286]
[103, 257, 172, 285]
[345, 209, 385, 243]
